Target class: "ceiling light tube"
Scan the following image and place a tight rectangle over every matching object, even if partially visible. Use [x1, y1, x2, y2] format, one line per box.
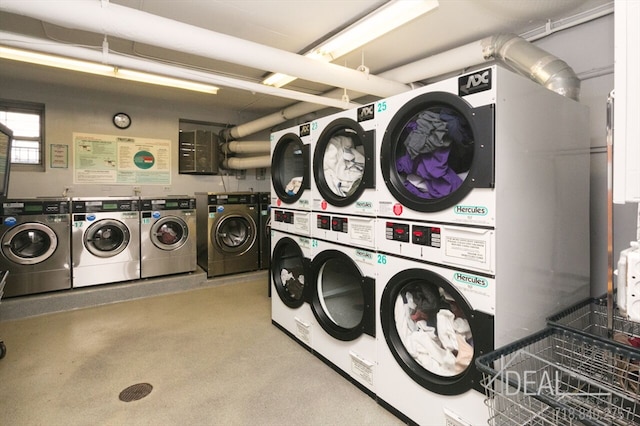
[115, 68, 219, 94]
[0, 46, 113, 75]
[263, 0, 439, 87]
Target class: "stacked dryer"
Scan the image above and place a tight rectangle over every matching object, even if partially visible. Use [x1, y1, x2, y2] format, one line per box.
[307, 104, 378, 394]
[373, 65, 591, 425]
[270, 122, 316, 350]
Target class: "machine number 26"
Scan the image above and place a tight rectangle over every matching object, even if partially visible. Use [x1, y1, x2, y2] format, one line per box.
[377, 254, 387, 265]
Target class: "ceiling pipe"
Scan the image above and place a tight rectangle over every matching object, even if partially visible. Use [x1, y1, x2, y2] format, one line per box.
[223, 33, 581, 140]
[220, 141, 270, 155]
[0, 0, 411, 98]
[0, 32, 359, 110]
[221, 155, 271, 170]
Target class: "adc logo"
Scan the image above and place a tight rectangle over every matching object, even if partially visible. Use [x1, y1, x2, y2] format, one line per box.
[357, 103, 375, 122]
[459, 68, 492, 96]
[299, 123, 311, 137]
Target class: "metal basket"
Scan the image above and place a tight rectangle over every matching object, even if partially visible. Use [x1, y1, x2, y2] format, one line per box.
[476, 327, 640, 426]
[547, 296, 640, 345]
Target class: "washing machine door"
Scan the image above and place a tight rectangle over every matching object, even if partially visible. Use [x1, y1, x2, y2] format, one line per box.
[380, 268, 493, 395]
[1, 222, 58, 265]
[271, 132, 310, 205]
[84, 219, 130, 258]
[213, 214, 256, 255]
[380, 91, 494, 212]
[310, 249, 375, 341]
[271, 236, 310, 308]
[313, 118, 375, 207]
[150, 216, 188, 251]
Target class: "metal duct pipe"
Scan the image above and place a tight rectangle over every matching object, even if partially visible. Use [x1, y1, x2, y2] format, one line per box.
[220, 141, 270, 155]
[221, 155, 271, 170]
[483, 33, 581, 100]
[0, 0, 410, 98]
[223, 33, 581, 140]
[0, 32, 359, 110]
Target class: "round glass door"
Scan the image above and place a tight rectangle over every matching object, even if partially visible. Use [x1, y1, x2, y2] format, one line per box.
[311, 249, 375, 341]
[151, 216, 188, 250]
[214, 214, 256, 254]
[380, 268, 493, 395]
[380, 91, 493, 212]
[271, 236, 307, 308]
[84, 219, 130, 258]
[313, 118, 374, 207]
[271, 133, 308, 203]
[1, 222, 58, 265]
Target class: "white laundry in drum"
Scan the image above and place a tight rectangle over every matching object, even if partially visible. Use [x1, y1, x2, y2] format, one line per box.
[323, 135, 365, 197]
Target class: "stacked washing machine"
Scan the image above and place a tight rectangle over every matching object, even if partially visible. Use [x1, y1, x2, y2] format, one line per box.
[0, 198, 71, 297]
[306, 104, 378, 395]
[71, 197, 140, 287]
[139, 196, 197, 279]
[269, 123, 317, 349]
[195, 192, 260, 278]
[372, 64, 591, 425]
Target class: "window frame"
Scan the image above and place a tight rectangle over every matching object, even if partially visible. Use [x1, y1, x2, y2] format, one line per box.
[0, 99, 45, 172]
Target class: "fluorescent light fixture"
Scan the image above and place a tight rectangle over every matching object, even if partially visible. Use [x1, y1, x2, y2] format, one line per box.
[0, 46, 113, 75]
[263, 0, 439, 88]
[115, 68, 219, 94]
[0, 46, 219, 94]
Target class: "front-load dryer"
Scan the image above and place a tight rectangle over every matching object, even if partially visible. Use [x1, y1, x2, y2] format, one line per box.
[270, 229, 316, 350]
[309, 237, 376, 395]
[71, 197, 140, 287]
[140, 196, 197, 279]
[375, 64, 589, 228]
[195, 192, 259, 277]
[376, 252, 494, 425]
[270, 122, 312, 212]
[310, 103, 377, 217]
[0, 198, 71, 297]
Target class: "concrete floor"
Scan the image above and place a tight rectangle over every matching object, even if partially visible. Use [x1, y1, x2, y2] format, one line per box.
[0, 275, 404, 425]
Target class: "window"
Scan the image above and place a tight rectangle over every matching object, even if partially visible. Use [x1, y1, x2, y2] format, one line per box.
[0, 100, 45, 171]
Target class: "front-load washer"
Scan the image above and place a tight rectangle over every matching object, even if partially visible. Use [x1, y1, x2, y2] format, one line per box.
[71, 197, 140, 287]
[309, 237, 376, 395]
[195, 192, 259, 277]
[311, 212, 375, 250]
[375, 64, 589, 227]
[258, 192, 271, 270]
[0, 198, 71, 297]
[139, 196, 196, 279]
[376, 252, 494, 425]
[270, 229, 316, 349]
[310, 103, 377, 217]
[270, 122, 312, 211]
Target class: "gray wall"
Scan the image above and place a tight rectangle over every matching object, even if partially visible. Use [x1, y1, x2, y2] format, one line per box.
[0, 70, 271, 199]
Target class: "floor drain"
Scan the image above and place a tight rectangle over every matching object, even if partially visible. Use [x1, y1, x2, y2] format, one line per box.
[119, 383, 153, 402]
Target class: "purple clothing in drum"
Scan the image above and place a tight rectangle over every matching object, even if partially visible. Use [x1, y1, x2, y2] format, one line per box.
[396, 149, 462, 199]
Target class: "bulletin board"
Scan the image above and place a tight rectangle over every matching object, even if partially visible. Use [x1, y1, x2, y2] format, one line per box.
[73, 133, 171, 185]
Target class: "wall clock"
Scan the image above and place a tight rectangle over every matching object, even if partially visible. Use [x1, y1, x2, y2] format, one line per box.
[113, 112, 131, 129]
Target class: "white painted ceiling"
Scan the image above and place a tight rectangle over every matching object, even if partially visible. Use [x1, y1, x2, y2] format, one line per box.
[0, 0, 611, 119]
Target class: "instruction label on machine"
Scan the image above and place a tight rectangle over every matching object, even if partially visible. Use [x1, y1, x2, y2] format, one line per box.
[350, 351, 374, 386]
[349, 218, 375, 245]
[294, 317, 312, 346]
[445, 236, 487, 265]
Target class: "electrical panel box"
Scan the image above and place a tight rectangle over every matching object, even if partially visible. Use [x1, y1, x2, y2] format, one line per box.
[179, 130, 219, 175]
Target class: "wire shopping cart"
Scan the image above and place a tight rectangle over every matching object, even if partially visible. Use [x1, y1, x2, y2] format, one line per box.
[547, 295, 640, 345]
[476, 327, 640, 426]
